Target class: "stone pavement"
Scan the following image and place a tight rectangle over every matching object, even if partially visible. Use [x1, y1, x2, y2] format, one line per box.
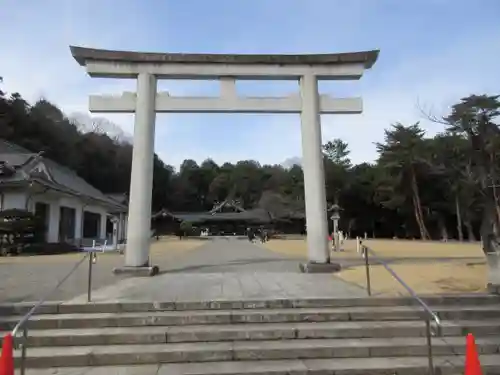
[152, 238, 302, 273]
[0, 254, 124, 303]
[68, 271, 366, 303]
[67, 238, 366, 303]
[0, 241, 201, 303]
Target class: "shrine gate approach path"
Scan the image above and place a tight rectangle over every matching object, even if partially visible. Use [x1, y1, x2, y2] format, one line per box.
[71, 238, 367, 303]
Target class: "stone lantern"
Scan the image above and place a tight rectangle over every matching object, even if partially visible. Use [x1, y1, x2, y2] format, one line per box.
[110, 216, 120, 251]
[329, 204, 342, 252]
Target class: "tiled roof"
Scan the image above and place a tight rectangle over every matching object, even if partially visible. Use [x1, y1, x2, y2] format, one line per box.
[0, 139, 126, 211]
[153, 208, 272, 223]
[107, 193, 128, 204]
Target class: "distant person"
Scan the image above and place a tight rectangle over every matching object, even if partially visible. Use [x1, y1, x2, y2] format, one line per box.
[247, 227, 255, 243]
[256, 228, 267, 243]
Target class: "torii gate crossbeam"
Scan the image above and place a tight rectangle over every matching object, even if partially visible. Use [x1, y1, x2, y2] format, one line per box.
[70, 46, 379, 275]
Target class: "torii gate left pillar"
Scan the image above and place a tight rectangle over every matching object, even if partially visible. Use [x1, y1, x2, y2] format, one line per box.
[126, 72, 157, 270]
[70, 46, 379, 276]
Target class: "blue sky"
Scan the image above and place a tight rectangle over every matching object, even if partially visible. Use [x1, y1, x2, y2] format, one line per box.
[1, 0, 500, 170]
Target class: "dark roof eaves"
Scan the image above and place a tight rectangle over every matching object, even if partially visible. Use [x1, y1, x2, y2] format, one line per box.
[28, 177, 127, 211]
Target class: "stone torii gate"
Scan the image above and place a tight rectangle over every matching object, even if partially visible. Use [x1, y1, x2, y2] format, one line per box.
[70, 46, 379, 275]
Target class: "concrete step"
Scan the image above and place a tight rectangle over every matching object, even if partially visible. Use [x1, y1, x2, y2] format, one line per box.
[13, 336, 500, 367]
[2, 304, 500, 330]
[13, 320, 500, 347]
[22, 355, 500, 375]
[2, 294, 499, 315]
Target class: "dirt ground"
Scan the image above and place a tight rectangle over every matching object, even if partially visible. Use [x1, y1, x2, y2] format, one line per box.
[0, 236, 205, 264]
[264, 238, 485, 260]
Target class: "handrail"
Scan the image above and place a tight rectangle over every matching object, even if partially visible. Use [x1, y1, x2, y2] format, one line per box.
[362, 244, 441, 326]
[11, 251, 91, 337]
[357, 240, 441, 375]
[9, 240, 104, 375]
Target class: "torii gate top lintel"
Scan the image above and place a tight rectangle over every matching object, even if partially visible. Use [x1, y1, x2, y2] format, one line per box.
[69, 45, 379, 80]
[70, 45, 379, 67]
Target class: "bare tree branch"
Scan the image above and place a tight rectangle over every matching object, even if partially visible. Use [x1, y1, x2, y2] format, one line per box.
[416, 97, 449, 126]
[91, 121, 104, 134]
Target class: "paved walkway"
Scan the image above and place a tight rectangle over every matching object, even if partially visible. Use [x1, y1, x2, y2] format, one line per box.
[2, 238, 479, 303]
[154, 238, 302, 273]
[67, 239, 366, 303]
[0, 241, 200, 303]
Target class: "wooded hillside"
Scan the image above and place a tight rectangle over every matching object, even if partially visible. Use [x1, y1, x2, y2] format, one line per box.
[1, 86, 499, 243]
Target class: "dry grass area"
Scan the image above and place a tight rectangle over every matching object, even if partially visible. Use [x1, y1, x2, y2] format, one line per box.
[337, 261, 487, 295]
[264, 238, 487, 295]
[264, 238, 485, 260]
[0, 236, 205, 264]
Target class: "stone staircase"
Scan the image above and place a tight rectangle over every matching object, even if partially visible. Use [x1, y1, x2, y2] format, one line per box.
[2, 295, 500, 374]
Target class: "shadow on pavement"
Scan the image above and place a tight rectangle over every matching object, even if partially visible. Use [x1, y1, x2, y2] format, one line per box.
[158, 257, 301, 274]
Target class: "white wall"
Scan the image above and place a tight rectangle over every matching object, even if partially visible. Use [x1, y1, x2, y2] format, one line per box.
[118, 213, 128, 241]
[31, 193, 111, 243]
[1, 191, 28, 210]
[2, 188, 124, 244]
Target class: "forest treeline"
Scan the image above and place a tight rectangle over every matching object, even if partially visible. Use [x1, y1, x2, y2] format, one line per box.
[1, 85, 500, 245]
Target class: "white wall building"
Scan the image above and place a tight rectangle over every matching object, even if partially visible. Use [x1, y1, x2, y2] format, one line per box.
[0, 139, 127, 246]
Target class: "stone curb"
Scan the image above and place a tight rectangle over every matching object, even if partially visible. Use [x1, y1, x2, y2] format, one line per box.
[13, 337, 500, 368]
[1, 294, 498, 315]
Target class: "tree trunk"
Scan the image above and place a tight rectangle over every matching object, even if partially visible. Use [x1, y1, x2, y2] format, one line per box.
[438, 215, 448, 242]
[455, 195, 464, 242]
[410, 170, 430, 240]
[488, 156, 500, 227]
[411, 195, 423, 238]
[480, 201, 499, 254]
[347, 218, 354, 238]
[480, 201, 500, 287]
[493, 184, 500, 225]
[465, 219, 476, 242]
[412, 194, 429, 240]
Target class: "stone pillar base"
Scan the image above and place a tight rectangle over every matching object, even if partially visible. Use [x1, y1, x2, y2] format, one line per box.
[112, 265, 159, 277]
[487, 283, 500, 295]
[299, 262, 341, 273]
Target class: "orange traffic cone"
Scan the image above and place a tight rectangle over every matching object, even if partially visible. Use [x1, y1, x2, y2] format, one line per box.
[465, 333, 482, 375]
[0, 333, 14, 375]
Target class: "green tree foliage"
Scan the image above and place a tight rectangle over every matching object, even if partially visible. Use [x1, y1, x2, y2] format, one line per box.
[323, 138, 351, 205]
[0, 91, 173, 211]
[0, 209, 45, 255]
[323, 139, 351, 168]
[2, 88, 499, 246]
[442, 95, 500, 252]
[376, 123, 431, 240]
[179, 220, 193, 237]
